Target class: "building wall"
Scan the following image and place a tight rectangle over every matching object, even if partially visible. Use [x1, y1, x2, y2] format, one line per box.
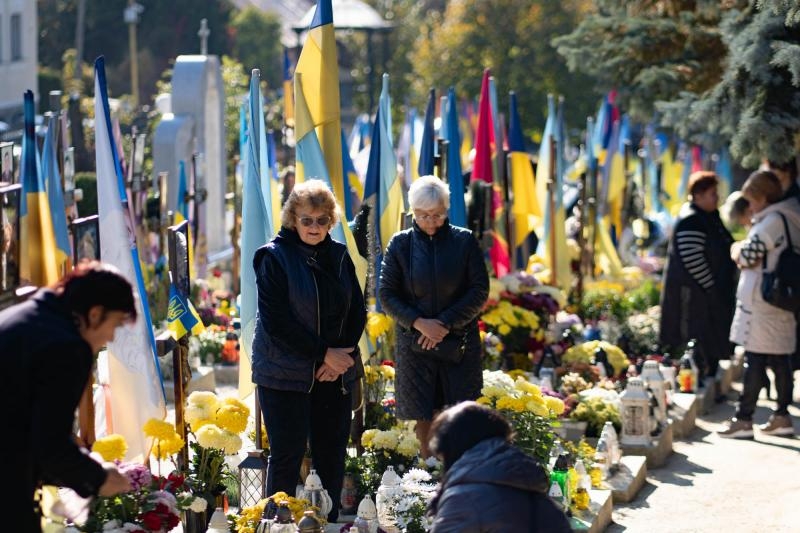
[0, 0, 37, 127]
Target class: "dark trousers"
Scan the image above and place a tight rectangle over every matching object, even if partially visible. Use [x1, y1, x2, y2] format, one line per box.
[736, 351, 794, 420]
[259, 381, 351, 521]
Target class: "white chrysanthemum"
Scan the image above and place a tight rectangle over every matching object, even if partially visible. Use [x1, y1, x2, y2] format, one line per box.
[185, 404, 214, 426]
[190, 496, 208, 513]
[102, 521, 121, 532]
[402, 468, 431, 484]
[187, 390, 219, 410]
[372, 429, 400, 451]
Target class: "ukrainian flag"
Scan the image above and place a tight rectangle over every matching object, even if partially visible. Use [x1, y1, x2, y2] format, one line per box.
[42, 114, 71, 273]
[341, 128, 362, 219]
[294, 0, 345, 205]
[508, 91, 541, 265]
[239, 69, 274, 399]
[364, 74, 404, 304]
[19, 90, 59, 286]
[283, 47, 294, 127]
[167, 282, 205, 339]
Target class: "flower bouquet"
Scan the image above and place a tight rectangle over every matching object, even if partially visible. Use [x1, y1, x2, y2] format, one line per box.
[563, 341, 630, 378]
[71, 435, 207, 533]
[477, 370, 564, 464]
[349, 425, 421, 497]
[183, 391, 251, 506]
[382, 468, 438, 533]
[233, 492, 317, 533]
[481, 300, 544, 366]
[569, 391, 622, 438]
[622, 306, 661, 357]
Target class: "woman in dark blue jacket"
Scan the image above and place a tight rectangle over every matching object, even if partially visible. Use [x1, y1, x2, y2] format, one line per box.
[428, 402, 571, 533]
[252, 179, 366, 522]
[379, 175, 489, 457]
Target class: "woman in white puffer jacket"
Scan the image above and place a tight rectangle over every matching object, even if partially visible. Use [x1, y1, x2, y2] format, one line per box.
[720, 170, 800, 439]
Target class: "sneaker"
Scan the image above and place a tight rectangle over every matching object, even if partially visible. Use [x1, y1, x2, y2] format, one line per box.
[718, 418, 754, 439]
[758, 415, 794, 436]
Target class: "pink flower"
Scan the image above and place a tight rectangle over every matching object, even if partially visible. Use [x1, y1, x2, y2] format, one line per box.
[118, 462, 152, 491]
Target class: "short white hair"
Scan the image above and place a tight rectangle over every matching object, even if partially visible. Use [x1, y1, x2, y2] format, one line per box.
[408, 175, 451, 211]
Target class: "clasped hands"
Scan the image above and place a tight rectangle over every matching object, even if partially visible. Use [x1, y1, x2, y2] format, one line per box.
[413, 317, 449, 350]
[316, 346, 355, 382]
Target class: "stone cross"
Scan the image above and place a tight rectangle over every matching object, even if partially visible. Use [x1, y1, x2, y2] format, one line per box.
[198, 18, 210, 55]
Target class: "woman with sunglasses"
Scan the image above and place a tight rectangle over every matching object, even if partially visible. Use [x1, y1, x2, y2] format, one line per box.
[251, 179, 366, 522]
[379, 175, 489, 457]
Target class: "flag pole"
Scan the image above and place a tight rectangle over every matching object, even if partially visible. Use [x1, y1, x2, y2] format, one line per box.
[548, 134, 557, 288]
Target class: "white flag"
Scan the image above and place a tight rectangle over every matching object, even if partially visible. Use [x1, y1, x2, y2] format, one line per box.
[94, 57, 166, 460]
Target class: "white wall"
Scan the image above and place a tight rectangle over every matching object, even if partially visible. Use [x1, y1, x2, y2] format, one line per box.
[0, 0, 38, 125]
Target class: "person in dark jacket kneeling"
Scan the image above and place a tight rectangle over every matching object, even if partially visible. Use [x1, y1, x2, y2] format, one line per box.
[252, 179, 366, 522]
[379, 175, 489, 458]
[427, 401, 571, 532]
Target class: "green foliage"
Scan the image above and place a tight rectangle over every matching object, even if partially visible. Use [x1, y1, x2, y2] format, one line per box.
[75, 172, 97, 217]
[230, 7, 283, 90]
[38, 0, 234, 103]
[623, 279, 661, 314]
[410, 0, 597, 136]
[554, 1, 734, 124]
[658, 3, 800, 167]
[580, 287, 626, 322]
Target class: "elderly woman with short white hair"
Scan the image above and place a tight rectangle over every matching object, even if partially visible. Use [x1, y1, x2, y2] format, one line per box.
[379, 175, 489, 457]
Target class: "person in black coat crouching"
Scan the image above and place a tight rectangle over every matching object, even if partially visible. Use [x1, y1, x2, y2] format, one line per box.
[427, 402, 571, 533]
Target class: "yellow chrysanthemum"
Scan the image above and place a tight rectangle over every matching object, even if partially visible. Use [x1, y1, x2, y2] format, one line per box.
[481, 385, 507, 399]
[498, 324, 511, 336]
[495, 396, 518, 411]
[366, 312, 393, 340]
[528, 400, 550, 417]
[396, 435, 420, 457]
[190, 417, 215, 433]
[196, 424, 226, 450]
[143, 418, 177, 441]
[545, 396, 566, 416]
[92, 434, 128, 461]
[220, 430, 243, 455]
[514, 378, 542, 397]
[379, 365, 395, 380]
[476, 396, 493, 406]
[152, 434, 185, 459]
[216, 404, 249, 434]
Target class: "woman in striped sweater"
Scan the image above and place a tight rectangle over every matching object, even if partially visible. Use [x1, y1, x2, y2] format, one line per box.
[660, 171, 737, 382]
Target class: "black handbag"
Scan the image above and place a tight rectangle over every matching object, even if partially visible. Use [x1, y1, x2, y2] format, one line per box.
[406, 329, 467, 364]
[760, 213, 800, 312]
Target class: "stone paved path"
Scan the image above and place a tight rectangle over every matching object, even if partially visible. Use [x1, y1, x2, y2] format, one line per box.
[608, 372, 800, 533]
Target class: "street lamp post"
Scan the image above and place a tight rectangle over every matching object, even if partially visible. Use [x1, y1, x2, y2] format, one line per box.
[124, 1, 144, 107]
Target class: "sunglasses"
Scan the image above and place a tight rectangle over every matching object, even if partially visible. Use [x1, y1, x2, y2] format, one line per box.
[297, 215, 332, 227]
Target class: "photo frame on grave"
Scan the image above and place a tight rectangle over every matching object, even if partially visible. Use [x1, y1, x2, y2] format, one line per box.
[71, 215, 100, 263]
[168, 219, 190, 297]
[0, 183, 22, 306]
[0, 142, 14, 185]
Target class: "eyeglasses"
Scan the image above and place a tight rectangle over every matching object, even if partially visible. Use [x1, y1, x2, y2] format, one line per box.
[414, 212, 447, 223]
[297, 215, 332, 227]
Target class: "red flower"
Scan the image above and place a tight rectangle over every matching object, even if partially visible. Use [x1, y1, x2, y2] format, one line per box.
[155, 503, 170, 515]
[380, 360, 394, 367]
[167, 512, 181, 529]
[167, 471, 186, 490]
[141, 511, 162, 530]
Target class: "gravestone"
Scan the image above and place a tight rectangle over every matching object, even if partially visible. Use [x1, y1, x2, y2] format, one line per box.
[152, 20, 228, 266]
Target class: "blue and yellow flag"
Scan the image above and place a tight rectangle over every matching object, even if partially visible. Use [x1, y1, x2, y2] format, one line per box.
[167, 283, 205, 339]
[239, 69, 274, 399]
[342, 128, 362, 218]
[294, 0, 345, 204]
[20, 90, 59, 286]
[283, 47, 294, 127]
[508, 91, 541, 266]
[42, 114, 71, 272]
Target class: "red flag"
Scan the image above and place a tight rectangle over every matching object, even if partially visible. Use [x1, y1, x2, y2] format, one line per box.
[472, 69, 494, 184]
